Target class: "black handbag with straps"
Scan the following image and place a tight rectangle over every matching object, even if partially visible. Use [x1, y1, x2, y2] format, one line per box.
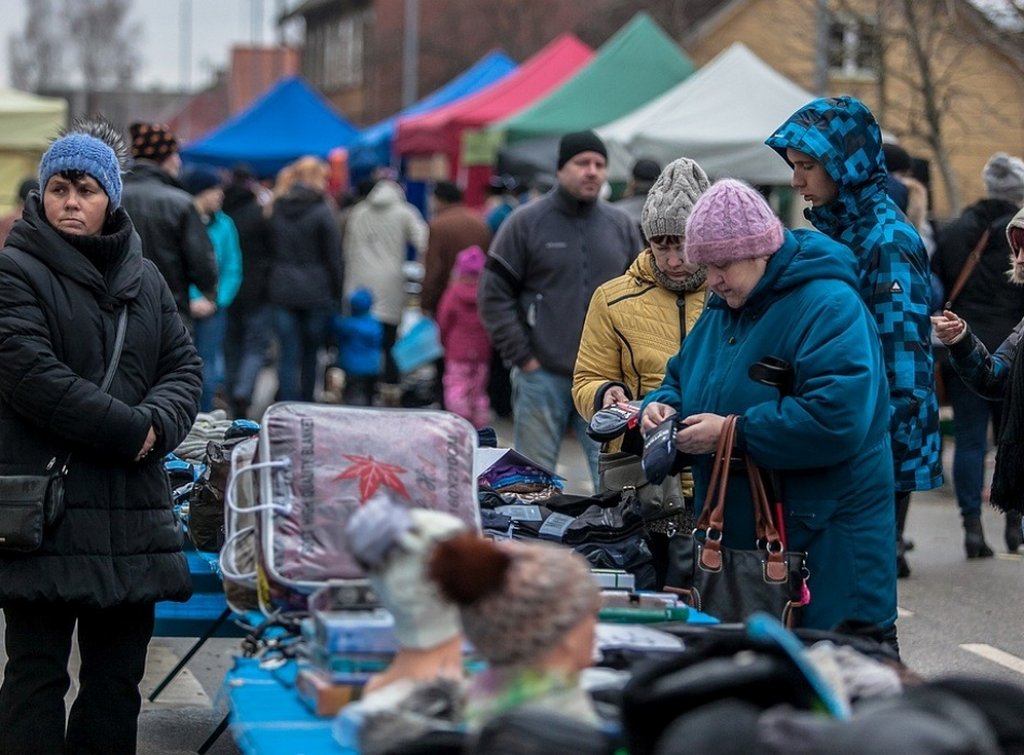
[663, 415, 807, 627]
[0, 306, 128, 553]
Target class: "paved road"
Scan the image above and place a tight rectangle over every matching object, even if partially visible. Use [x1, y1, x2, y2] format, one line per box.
[2, 420, 1022, 754]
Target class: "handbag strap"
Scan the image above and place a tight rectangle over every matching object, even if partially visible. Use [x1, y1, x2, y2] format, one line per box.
[693, 415, 790, 576]
[100, 306, 129, 393]
[693, 415, 739, 570]
[945, 228, 990, 309]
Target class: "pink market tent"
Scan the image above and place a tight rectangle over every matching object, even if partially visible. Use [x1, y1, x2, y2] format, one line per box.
[393, 33, 593, 180]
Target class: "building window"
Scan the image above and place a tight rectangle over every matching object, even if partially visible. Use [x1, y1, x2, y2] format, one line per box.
[309, 10, 366, 90]
[828, 13, 879, 78]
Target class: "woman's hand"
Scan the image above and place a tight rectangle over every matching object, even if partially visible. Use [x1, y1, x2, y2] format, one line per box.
[190, 297, 217, 320]
[676, 413, 727, 455]
[601, 385, 629, 409]
[135, 426, 157, 462]
[930, 309, 966, 346]
[641, 401, 676, 432]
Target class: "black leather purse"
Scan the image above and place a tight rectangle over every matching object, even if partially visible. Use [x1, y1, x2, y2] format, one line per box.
[0, 306, 128, 553]
[663, 415, 807, 627]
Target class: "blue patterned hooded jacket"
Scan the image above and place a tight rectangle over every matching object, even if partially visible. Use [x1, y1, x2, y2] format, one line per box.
[766, 95, 942, 492]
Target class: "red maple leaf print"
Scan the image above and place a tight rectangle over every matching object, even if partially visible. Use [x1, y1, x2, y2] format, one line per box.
[335, 454, 410, 503]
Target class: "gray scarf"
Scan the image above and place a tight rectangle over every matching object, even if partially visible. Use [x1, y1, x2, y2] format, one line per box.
[651, 259, 706, 293]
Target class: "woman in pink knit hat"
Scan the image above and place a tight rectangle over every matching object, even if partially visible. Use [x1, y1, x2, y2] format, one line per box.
[639, 179, 899, 648]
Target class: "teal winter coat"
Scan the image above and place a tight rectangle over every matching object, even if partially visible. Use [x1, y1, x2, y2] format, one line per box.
[766, 95, 942, 493]
[644, 230, 897, 631]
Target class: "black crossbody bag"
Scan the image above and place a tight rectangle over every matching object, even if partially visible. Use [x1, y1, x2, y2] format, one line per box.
[0, 306, 128, 552]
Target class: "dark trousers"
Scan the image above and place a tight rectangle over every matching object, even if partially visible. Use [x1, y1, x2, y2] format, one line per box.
[381, 322, 399, 385]
[945, 365, 1003, 519]
[0, 601, 155, 755]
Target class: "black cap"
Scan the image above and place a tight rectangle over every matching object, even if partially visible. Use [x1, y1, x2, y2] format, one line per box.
[632, 158, 661, 183]
[557, 130, 607, 169]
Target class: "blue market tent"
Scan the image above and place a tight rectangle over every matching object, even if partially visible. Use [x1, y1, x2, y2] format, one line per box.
[347, 50, 517, 175]
[181, 76, 359, 176]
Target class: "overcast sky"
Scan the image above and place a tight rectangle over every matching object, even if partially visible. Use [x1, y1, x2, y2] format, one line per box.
[0, 0, 291, 92]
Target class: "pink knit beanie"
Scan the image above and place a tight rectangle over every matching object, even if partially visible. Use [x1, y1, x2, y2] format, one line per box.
[453, 244, 486, 278]
[684, 179, 784, 264]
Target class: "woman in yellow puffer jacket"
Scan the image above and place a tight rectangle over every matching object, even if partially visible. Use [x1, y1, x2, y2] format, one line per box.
[572, 157, 710, 585]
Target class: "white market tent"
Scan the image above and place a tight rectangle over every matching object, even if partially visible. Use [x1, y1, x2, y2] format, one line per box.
[0, 88, 67, 211]
[598, 43, 815, 185]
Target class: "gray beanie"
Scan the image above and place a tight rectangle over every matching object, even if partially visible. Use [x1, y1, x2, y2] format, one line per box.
[982, 152, 1024, 204]
[641, 157, 711, 241]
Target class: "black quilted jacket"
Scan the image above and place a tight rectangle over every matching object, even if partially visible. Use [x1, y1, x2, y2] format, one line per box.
[0, 196, 201, 606]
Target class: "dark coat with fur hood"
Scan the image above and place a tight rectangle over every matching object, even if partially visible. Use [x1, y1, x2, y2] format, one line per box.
[0, 194, 201, 607]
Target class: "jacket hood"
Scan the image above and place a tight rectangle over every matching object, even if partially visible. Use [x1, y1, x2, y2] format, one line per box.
[275, 184, 326, 220]
[765, 96, 888, 232]
[125, 160, 183, 190]
[727, 229, 859, 313]
[627, 249, 659, 285]
[1009, 206, 1024, 237]
[367, 180, 406, 209]
[7, 194, 143, 305]
[350, 287, 373, 314]
[222, 183, 258, 214]
[444, 278, 479, 307]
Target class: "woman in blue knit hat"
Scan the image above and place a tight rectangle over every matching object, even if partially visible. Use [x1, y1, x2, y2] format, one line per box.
[0, 118, 202, 754]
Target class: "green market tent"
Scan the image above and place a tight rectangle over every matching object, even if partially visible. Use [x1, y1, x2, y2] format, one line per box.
[496, 13, 693, 144]
[0, 88, 67, 211]
[464, 12, 694, 172]
[598, 43, 816, 185]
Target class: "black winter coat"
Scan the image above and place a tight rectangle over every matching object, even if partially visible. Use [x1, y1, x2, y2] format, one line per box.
[0, 196, 202, 607]
[268, 185, 343, 310]
[223, 183, 272, 310]
[934, 198, 1024, 351]
[122, 161, 218, 320]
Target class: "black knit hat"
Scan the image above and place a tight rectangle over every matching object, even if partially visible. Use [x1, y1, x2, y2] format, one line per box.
[557, 130, 607, 169]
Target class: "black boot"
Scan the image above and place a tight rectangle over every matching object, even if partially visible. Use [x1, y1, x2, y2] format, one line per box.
[1006, 511, 1023, 553]
[896, 492, 911, 578]
[964, 516, 994, 559]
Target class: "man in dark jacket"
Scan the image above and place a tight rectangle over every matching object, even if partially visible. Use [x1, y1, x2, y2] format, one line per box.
[420, 180, 491, 317]
[121, 121, 218, 329]
[614, 157, 661, 244]
[222, 165, 272, 419]
[0, 118, 202, 755]
[933, 152, 1024, 556]
[479, 130, 642, 489]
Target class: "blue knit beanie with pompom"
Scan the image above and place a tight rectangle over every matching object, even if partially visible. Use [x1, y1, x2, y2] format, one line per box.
[38, 132, 123, 208]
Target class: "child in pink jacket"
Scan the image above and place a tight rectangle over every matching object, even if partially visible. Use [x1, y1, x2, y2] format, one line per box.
[436, 245, 491, 427]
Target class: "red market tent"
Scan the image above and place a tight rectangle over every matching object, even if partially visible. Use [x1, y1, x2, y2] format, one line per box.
[393, 33, 593, 179]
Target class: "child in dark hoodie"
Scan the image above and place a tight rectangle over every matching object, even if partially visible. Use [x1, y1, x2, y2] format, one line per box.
[334, 288, 384, 406]
[436, 245, 491, 427]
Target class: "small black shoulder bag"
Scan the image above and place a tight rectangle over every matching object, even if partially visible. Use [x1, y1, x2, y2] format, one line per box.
[0, 306, 128, 552]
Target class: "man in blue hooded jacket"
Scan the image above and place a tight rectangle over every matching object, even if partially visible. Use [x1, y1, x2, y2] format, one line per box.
[766, 96, 943, 579]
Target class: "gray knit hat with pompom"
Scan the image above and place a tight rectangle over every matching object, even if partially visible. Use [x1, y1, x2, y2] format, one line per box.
[641, 157, 711, 241]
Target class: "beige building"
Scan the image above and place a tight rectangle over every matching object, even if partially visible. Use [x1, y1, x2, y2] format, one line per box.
[685, 0, 1024, 219]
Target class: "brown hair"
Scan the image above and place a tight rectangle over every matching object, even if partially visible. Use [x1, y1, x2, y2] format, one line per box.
[428, 533, 511, 606]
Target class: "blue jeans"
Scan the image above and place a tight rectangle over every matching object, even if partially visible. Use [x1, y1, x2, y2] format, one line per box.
[511, 366, 600, 490]
[193, 309, 227, 413]
[945, 365, 1002, 519]
[273, 307, 331, 402]
[225, 304, 273, 407]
